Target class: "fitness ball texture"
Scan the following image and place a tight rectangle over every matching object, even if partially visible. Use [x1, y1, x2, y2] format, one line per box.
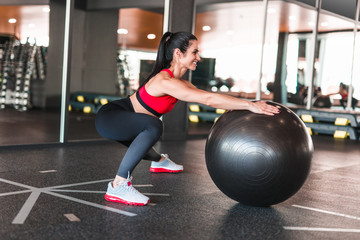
[205, 102, 313, 207]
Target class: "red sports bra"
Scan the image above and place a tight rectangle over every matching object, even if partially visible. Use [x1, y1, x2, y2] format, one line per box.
[341, 93, 348, 99]
[136, 69, 178, 117]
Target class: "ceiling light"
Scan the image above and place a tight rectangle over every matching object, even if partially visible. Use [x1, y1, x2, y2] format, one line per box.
[29, 23, 35, 28]
[289, 16, 296, 21]
[308, 22, 315, 27]
[8, 18, 16, 24]
[267, 8, 276, 14]
[321, 22, 328, 27]
[42, 7, 50, 12]
[226, 30, 234, 35]
[202, 26, 211, 31]
[147, 34, 156, 40]
[117, 28, 128, 34]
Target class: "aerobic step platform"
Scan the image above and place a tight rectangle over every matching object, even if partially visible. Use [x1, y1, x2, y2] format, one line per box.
[188, 103, 225, 123]
[296, 109, 360, 140]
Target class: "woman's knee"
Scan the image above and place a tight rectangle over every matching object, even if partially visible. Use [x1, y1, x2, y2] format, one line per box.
[147, 119, 163, 139]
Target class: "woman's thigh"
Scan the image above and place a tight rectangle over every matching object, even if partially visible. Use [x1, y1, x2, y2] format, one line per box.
[95, 103, 162, 141]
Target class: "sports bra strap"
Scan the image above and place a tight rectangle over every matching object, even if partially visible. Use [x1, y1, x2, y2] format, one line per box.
[160, 69, 174, 78]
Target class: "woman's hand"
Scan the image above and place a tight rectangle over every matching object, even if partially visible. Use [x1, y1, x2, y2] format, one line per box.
[248, 101, 280, 116]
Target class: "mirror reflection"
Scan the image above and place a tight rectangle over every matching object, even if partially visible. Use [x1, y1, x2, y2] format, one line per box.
[67, 8, 164, 141]
[1, 1, 360, 145]
[188, 1, 268, 134]
[0, 5, 61, 146]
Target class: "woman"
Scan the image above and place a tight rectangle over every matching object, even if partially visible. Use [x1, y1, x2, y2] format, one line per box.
[325, 82, 358, 110]
[95, 32, 279, 206]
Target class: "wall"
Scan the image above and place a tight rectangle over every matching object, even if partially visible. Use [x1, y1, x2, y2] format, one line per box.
[45, 0, 118, 109]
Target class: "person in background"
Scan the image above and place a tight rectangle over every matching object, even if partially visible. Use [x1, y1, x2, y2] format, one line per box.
[325, 82, 358, 110]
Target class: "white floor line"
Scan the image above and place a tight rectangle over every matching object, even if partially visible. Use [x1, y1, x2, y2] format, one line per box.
[50, 190, 168, 196]
[51, 189, 170, 197]
[1, 177, 152, 191]
[143, 193, 170, 197]
[39, 170, 57, 173]
[0, 177, 37, 190]
[292, 204, 360, 221]
[0, 190, 32, 197]
[64, 213, 81, 222]
[284, 226, 360, 233]
[47, 178, 114, 189]
[45, 191, 137, 217]
[12, 190, 41, 224]
[50, 189, 106, 194]
[0, 177, 166, 223]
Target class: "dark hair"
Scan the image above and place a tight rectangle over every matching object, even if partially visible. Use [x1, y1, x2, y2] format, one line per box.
[340, 82, 349, 91]
[139, 31, 197, 88]
[266, 82, 274, 93]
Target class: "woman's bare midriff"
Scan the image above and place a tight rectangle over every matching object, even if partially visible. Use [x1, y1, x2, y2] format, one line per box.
[129, 94, 158, 118]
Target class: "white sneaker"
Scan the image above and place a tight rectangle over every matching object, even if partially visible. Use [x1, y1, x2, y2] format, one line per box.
[150, 154, 183, 173]
[105, 175, 149, 206]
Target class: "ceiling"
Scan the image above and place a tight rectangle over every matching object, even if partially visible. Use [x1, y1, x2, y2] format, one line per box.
[0, 1, 356, 50]
[0, 5, 49, 45]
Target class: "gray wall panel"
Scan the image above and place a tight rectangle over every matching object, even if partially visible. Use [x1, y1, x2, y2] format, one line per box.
[0, 0, 49, 5]
[321, 0, 357, 20]
[82, 10, 118, 94]
[295, 0, 316, 7]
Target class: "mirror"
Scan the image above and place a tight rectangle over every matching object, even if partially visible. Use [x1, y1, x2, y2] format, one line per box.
[67, 7, 164, 141]
[190, 1, 268, 134]
[0, 5, 62, 146]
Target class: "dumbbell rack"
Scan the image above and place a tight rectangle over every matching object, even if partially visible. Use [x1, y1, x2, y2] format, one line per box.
[0, 39, 45, 111]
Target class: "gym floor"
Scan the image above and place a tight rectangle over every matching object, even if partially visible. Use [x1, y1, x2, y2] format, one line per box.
[0, 127, 360, 239]
[0, 109, 212, 145]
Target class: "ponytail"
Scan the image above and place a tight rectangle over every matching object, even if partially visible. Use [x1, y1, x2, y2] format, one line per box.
[139, 31, 197, 89]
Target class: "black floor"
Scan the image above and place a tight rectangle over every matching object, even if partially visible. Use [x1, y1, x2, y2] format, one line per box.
[0, 108, 213, 146]
[0, 134, 360, 239]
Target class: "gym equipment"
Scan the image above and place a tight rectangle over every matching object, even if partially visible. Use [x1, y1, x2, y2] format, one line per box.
[0, 41, 13, 109]
[69, 92, 122, 114]
[14, 43, 37, 111]
[313, 96, 332, 108]
[205, 101, 313, 207]
[0, 38, 47, 111]
[188, 103, 223, 123]
[297, 108, 360, 140]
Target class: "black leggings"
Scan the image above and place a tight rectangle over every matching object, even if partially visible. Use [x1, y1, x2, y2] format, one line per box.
[95, 97, 163, 178]
[340, 97, 358, 110]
